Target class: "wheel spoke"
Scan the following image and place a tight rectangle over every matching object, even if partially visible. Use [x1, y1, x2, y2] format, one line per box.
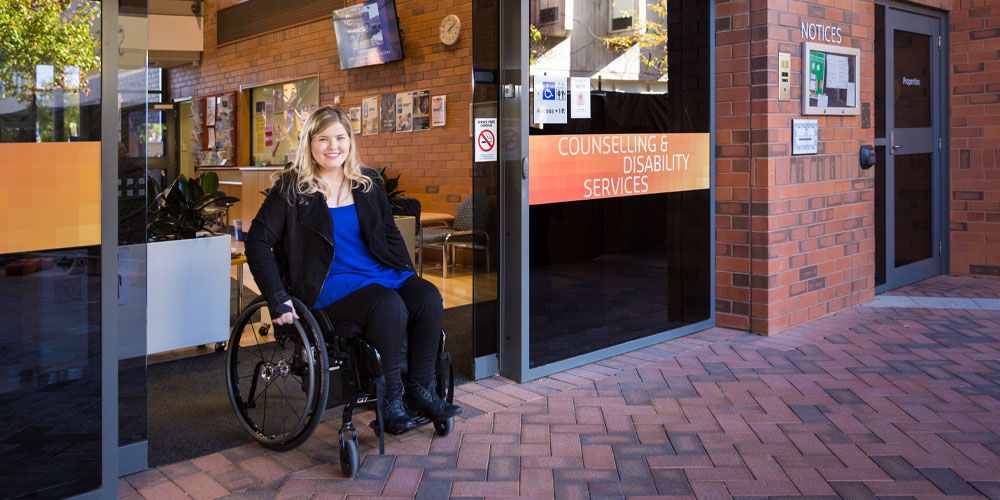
[242, 319, 267, 362]
[274, 382, 302, 430]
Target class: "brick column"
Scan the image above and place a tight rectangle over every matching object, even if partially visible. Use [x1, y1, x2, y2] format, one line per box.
[715, 0, 877, 334]
[948, 2, 1000, 276]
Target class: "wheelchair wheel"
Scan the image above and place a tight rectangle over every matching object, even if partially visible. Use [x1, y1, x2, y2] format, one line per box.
[339, 438, 360, 477]
[433, 416, 454, 436]
[226, 297, 329, 451]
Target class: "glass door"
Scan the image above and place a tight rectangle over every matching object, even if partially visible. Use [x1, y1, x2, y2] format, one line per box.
[503, 0, 714, 380]
[875, 5, 944, 290]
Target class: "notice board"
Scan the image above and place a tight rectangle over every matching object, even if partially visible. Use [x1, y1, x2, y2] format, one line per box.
[802, 42, 861, 116]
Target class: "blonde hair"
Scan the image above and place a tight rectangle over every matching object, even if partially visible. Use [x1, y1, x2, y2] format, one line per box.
[275, 105, 372, 199]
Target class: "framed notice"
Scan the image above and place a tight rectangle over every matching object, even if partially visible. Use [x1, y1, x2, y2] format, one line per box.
[802, 42, 861, 115]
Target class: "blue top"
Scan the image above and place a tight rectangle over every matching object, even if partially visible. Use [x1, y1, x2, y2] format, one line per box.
[314, 205, 414, 308]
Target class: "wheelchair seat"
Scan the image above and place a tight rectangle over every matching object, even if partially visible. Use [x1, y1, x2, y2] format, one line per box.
[225, 296, 456, 478]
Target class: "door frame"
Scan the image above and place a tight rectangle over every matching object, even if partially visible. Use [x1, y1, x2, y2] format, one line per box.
[874, 0, 950, 293]
[497, 0, 716, 382]
[97, 0, 121, 497]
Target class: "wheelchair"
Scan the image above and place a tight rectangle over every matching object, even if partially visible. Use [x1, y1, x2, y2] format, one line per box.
[225, 296, 456, 478]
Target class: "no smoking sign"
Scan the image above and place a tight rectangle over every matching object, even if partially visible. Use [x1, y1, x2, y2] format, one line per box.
[474, 118, 497, 162]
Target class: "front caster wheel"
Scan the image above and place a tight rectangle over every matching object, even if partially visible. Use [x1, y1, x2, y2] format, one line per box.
[433, 416, 454, 436]
[339, 439, 360, 477]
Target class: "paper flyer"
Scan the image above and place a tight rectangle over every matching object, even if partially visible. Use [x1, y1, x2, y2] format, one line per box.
[205, 97, 216, 126]
[825, 54, 849, 89]
[380, 93, 396, 133]
[570, 77, 591, 119]
[349, 106, 362, 134]
[412, 89, 430, 130]
[432, 95, 446, 127]
[362, 97, 378, 135]
[396, 91, 413, 132]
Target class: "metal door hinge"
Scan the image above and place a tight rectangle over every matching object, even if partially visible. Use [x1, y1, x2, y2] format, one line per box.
[938, 36, 942, 49]
[939, 241, 943, 255]
[939, 137, 943, 151]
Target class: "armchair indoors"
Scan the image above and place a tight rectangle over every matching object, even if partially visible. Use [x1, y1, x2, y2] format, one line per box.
[420, 197, 491, 278]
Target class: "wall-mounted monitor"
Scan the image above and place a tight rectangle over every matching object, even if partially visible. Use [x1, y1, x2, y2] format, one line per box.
[332, 0, 404, 70]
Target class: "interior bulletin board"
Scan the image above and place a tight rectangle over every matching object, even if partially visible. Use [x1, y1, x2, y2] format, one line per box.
[191, 92, 239, 166]
[802, 42, 861, 116]
[246, 76, 319, 167]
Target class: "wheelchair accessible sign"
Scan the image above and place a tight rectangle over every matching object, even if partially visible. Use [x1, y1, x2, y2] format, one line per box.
[533, 75, 567, 124]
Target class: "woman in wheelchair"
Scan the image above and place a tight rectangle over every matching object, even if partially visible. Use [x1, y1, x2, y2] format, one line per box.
[244, 106, 461, 436]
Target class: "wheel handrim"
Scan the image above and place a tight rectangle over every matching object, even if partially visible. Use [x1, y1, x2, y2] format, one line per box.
[226, 301, 317, 445]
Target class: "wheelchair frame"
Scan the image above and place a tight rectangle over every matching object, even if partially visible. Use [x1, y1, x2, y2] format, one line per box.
[225, 296, 455, 477]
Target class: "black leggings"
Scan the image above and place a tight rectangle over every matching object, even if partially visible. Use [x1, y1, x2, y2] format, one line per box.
[319, 275, 443, 387]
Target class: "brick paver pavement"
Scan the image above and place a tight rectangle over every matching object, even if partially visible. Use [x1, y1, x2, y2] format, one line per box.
[123, 275, 1000, 498]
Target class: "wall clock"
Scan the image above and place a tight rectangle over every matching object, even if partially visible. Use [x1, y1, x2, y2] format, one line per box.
[439, 14, 461, 46]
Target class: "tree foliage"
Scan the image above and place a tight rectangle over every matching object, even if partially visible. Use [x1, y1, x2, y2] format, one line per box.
[529, 23, 544, 66]
[0, 0, 101, 102]
[602, 0, 669, 77]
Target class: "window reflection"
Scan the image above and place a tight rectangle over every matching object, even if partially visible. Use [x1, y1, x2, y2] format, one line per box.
[0, 249, 102, 495]
[0, 3, 104, 495]
[527, 0, 711, 368]
[895, 153, 933, 266]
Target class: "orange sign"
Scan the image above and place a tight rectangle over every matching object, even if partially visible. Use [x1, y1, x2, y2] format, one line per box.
[0, 142, 101, 253]
[528, 133, 710, 205]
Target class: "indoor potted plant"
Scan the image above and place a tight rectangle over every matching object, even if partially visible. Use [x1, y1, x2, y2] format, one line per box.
[143, 172, 240, 354]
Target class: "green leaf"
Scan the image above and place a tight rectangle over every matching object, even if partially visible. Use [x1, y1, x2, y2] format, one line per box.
[200, 171, 220, 195]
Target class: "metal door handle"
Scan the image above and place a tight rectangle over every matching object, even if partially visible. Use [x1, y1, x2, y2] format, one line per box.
[891, 145, 902, 150]
[890, 131, 901, 154]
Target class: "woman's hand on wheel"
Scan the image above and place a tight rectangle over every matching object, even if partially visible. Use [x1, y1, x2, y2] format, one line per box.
[273, 300, 299, 325]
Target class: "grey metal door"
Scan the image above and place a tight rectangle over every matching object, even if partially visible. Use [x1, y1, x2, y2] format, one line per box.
[877, 6, 945, 291]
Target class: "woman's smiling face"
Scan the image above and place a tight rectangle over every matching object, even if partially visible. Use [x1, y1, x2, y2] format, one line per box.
[311, 121, 352, 171]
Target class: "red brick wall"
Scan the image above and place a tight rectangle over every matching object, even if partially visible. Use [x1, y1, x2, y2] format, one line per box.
[714, 0, 753, 331]
[716, 0, 1000, 333]
[169, 0, 473, 214]
[948, 1, 1000, 276]
[715, 0, 877, 334]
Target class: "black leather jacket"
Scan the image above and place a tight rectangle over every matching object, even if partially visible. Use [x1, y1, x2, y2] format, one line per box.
[244, 168, 414, 316]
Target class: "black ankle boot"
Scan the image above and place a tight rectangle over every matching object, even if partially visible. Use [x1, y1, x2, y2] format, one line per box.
[377, 377, 416, 435]
[381, 395, 417, 435]
[404, 381, 462, 420]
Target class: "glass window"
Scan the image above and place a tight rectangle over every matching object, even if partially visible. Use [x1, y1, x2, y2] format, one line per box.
[610, 0, 642, 32]
[527, 0, 711, 368]
[894, 30, 932, 129]
[0, 2, 104, 497]
[894, 153, 933, 267]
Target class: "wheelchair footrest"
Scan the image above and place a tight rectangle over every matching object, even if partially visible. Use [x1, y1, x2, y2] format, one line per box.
[368, 414, 438, 434]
